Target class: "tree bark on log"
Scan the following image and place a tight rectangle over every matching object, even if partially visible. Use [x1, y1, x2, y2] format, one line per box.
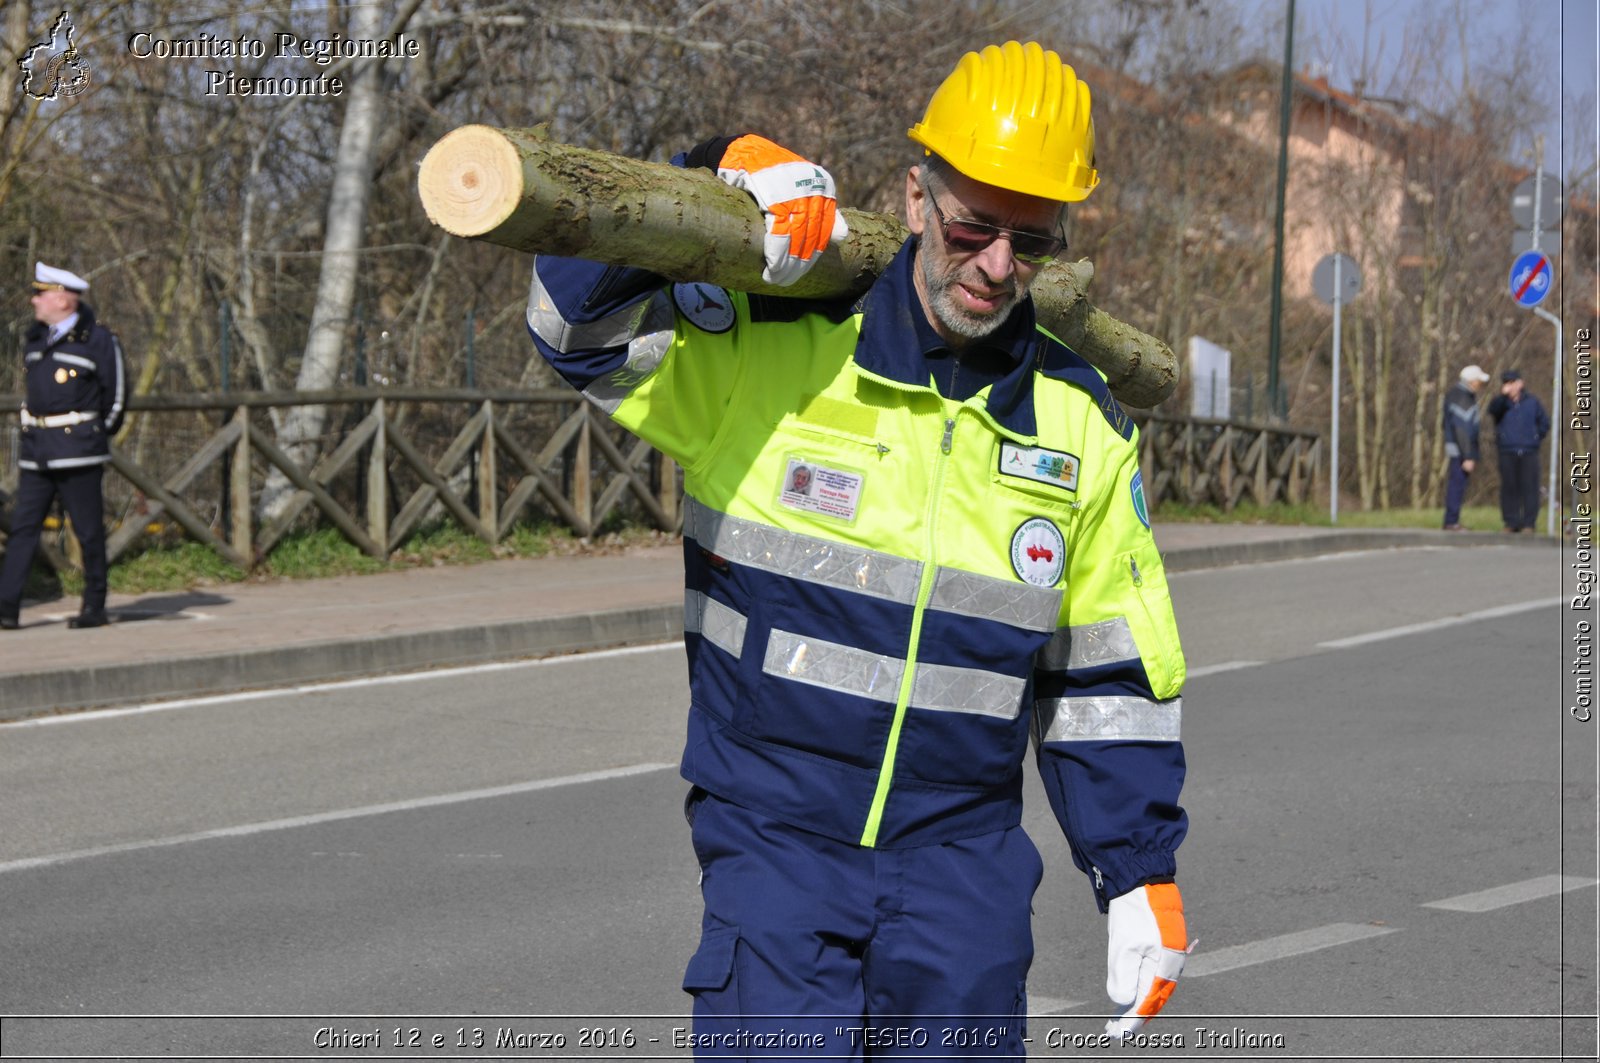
[418, 125, 1177, 408]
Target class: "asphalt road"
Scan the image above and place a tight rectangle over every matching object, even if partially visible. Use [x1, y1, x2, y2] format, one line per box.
[2, 543, 1593, 1061]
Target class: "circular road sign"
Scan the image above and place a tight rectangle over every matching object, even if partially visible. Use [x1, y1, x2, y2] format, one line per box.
[1511, 174, 1564, 229]
[1509, 250, 1553, 308]
[1312, 252, 1362, 306]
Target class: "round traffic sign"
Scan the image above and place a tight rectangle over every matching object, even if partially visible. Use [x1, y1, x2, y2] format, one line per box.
[1312, 252, 1361, 306]
[1509, 250, 1552, 308]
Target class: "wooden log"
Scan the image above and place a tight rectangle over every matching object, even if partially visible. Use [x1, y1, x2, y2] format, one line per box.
[417, 125, 1177, 408]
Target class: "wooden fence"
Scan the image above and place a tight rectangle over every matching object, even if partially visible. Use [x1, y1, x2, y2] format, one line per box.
[0, 391, 1320, 573]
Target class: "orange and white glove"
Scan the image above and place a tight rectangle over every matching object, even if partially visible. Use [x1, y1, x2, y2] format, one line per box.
[717, 134, 848, 286]
[1105, 882, 1193, 1038]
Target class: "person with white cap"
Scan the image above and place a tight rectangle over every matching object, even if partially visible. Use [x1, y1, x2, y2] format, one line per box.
[0, 262, 127, 630]
[1441, 364, 1490, 530]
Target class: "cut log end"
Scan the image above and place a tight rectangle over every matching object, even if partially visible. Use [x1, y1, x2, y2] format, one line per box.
[418, 125, 524, 238]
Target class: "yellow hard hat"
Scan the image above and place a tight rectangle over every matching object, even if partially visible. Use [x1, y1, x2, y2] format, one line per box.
[908, 41, 1099, 202]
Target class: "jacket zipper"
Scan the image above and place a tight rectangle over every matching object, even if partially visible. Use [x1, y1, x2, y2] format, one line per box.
[859, 405, 959, 847]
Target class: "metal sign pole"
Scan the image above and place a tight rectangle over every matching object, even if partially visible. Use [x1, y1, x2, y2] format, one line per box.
[1533, 305, 1563, 536]
[1330, 256, 1342, 524]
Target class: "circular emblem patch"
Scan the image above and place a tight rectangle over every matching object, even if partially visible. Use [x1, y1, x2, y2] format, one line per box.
[673, 282, 735, 334]
[1010, 517, 1066, 587]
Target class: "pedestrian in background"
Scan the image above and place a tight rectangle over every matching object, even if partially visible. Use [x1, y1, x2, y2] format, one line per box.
[1441, 364, 1490, 530]
[1486, 368, 1550, 533]
[528, 40, 1190, 1054]
[0, 262, 126, 630]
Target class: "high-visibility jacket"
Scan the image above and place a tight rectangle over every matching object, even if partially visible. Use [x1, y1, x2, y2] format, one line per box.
[527, 239, 1187, 908]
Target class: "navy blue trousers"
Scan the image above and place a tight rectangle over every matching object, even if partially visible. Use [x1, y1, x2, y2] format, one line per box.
[0, 464, 107, 618]
[1443, 458, 1471, 527]
[1497, 449, 1542, 530]
[682, 789, 1043, 1060]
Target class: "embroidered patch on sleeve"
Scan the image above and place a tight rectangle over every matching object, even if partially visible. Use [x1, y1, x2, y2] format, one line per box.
[673, 282, 735, 334]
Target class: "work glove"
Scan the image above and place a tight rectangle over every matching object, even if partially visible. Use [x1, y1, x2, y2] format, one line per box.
[717, 134, 848, 286]
[1105, 881, 1193, 1039]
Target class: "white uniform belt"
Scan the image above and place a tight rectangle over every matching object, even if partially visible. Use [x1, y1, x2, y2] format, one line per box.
[20, 409, 98, 429]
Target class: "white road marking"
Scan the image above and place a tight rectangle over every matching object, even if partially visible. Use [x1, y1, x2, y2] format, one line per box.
[1185, 923, 1399, 978]
[1, 641, 686, 728]
[1422, 875, 1600, 912]
[0, 762, 677, 875]
[1027, 995, 1088, 1016]
[1188, 660, 1265, 677]
[1316, 598, 1561, 649]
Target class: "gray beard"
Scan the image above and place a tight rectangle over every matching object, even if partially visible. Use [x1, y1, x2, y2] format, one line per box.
[919, 249, 1021, 342]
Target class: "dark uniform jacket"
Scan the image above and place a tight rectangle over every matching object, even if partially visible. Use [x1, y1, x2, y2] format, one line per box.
[19, 303, 126, 471]
[1442, 382, 1482, 461]
[1486, 391, 1551, 452]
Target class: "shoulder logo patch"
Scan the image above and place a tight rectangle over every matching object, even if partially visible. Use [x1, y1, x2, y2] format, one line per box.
[673, 282, 735, 334]
[1010, 517, 1066, 588]
[1131, 470, 1151, 529]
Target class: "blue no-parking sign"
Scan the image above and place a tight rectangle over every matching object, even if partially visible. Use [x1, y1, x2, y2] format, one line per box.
[1509, 250, 1553, 308]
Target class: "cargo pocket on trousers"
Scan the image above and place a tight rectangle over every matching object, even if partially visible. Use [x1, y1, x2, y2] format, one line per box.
[682, 924, 740, 1003]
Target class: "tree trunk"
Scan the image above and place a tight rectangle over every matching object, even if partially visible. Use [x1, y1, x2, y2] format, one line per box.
[417, 125, 1178, 408]
[260, 1, 387, 522]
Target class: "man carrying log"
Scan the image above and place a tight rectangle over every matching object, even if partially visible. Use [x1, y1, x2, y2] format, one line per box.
[527, 41, 1190, 1055]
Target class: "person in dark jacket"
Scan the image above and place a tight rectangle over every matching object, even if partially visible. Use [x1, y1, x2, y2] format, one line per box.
[0, 262, 126, 629]
[1442, 364, 1490, 529]
[1486, 368, 1551, 533]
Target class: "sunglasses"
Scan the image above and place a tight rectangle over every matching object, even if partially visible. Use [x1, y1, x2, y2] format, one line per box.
[927, 196, 1065, 264]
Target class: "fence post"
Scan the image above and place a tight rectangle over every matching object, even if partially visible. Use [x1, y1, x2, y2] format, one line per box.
[231, 406, 252, 560]
[657, 451, 678, 529]
[574, 407, 593, 534]
[479, 399, 498, 537]
[367, 396, 389, 554]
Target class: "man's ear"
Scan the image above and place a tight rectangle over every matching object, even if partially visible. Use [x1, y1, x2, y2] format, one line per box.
[905, 166, 926, 236]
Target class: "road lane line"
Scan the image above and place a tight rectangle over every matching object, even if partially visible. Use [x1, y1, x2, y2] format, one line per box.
[1316, 598, 1560, 649]
[1188, 660, 1265, 677]
[1, 641, 687, 728]
[1185, 923, 1398, 978]
[1422, 875, 1600, 912]
[0, 762, 677, 875]
[1027, 995, 1088, 1016]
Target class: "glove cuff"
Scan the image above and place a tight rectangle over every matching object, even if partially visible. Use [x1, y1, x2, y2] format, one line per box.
[683, 134, 748, 173]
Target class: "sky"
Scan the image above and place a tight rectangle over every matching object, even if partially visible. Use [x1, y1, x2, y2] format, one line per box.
[1249, 0, 1597, 187]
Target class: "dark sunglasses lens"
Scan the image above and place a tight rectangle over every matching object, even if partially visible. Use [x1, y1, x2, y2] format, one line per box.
[1011, 233, 1062, 261]
[944, 220, 999, 252]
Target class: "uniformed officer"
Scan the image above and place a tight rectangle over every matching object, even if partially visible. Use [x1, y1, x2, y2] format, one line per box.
[529, 41, 1190, 1054]
[0, 262, 126, 630]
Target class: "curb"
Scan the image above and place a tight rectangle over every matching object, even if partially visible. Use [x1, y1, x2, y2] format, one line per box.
[0, 530, 1553, 720]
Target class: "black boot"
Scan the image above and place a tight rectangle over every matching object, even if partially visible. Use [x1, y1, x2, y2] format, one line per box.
[68, 609, 109, 629]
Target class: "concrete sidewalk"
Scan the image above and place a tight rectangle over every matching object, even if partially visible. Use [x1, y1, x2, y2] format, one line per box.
[0, 523, 1549, 719]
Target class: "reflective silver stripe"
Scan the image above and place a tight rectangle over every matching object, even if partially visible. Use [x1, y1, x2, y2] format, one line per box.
[685, 497, 924, 606]
[582, 295, 676, 414]
[52, 352, 96, 371]
[1034, 695, 1182, 742]
[911, 660, 1026, 720]
[24, 352, 41, 363]
[684, 590, 747, 658]
[108, 335, 125, 426]
[764, 628, 905, 701]
[528, 265, 660, 353]
[763, 628, 1023, 719]
[930, 567, 1060, 634]
[1037, 617, 1140, 672]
